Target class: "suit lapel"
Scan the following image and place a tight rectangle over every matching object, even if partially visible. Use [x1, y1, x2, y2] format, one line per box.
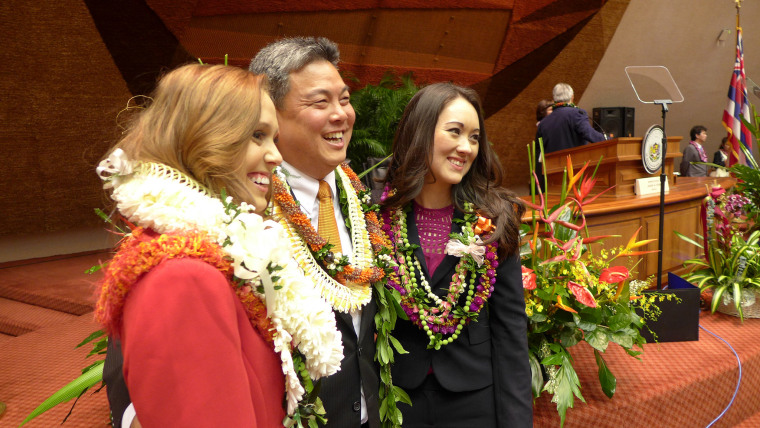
[335, 311, 357, 338]
[358, 297, 377, 341]
[406, 210, 431, 280]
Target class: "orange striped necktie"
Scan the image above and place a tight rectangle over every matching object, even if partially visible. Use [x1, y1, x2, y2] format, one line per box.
[317, 180, 343, 253]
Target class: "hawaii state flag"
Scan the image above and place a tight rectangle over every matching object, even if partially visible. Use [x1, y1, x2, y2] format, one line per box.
[722, 27, 754, 166]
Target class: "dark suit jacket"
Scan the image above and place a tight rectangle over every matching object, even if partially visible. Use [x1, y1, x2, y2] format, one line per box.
[536, 105, 606, 154]
[390, 211, 533, 427]
[321, 300, 380, 428]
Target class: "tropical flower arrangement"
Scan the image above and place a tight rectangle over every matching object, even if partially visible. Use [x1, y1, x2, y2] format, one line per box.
[524, 143, 671, 426]
[677, 145, 760, 320]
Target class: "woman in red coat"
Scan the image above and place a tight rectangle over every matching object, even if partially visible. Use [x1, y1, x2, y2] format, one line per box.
[94, 64, 343, 427]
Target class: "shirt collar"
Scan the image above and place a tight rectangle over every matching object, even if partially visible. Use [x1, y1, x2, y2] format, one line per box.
[280, 161, 337, 216]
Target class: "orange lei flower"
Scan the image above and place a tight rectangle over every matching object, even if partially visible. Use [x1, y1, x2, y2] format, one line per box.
[271, 163, 392, 285]
[94, 227, 275, 345]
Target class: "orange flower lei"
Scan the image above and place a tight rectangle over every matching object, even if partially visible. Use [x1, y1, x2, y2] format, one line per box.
[271, 163, 392, 285]
[95, 227, 275, 345]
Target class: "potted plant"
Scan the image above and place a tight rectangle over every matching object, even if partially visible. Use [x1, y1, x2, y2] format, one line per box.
[677, 147, 760, 320]
[344, 71, 419, 174]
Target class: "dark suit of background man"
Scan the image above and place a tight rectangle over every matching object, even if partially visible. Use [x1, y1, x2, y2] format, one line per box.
[536, 82, 606, 154]
[103, 37, 380, 428]
[534, 83, 606, 188]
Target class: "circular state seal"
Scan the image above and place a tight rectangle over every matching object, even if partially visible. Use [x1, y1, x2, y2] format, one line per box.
[642, 124, 665, 174]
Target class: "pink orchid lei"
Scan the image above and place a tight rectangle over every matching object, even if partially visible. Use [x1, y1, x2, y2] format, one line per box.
[381, 200, 499, 350]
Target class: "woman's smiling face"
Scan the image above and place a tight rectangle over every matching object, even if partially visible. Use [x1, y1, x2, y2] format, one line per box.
[426, 96, 481, 190]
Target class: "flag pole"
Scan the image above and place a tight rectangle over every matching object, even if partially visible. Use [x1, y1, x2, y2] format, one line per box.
[736, 0, 742, 32]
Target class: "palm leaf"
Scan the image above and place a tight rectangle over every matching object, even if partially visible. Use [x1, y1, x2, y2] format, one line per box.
[20, 360, 104, 426]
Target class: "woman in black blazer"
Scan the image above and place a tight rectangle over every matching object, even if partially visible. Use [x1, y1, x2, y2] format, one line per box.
[380, 83, 533, 427]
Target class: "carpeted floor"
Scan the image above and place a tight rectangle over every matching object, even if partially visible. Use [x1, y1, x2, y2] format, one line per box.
[0, 252, 110, 427]
[2, 252, 760, 427]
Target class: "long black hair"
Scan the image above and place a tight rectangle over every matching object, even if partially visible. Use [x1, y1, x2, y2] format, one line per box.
[381, 82, 524, 257]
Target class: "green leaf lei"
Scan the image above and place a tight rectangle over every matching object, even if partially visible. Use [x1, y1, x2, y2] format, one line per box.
[334, 173, 409, 428]
[386, 202, 498, 350]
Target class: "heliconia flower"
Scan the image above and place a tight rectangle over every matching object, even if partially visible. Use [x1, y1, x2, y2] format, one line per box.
[567, 281, 598, 308]
[581, 234, 618, 245]
[573, 175, 597, 203]
[599, 266, 630, 284]
[611, 226, 658, 260]
[555, 295, 578, 313]
[566, 157, 590, 191]
[521, 265, 537, 290]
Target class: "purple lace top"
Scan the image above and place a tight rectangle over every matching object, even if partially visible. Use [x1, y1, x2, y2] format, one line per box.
[413, 202, 454, 276]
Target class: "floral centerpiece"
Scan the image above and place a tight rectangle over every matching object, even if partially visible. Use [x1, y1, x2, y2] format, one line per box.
[524, 143, 668, 426]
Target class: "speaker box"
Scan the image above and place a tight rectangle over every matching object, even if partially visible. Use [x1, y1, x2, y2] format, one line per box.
[592, 107, 635, 138]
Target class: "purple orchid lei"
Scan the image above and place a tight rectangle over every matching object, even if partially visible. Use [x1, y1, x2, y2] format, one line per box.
[381, 199, 499, 350]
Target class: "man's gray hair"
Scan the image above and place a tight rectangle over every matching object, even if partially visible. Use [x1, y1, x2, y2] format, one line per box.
[552, 83, 574, 103]
[249, 37, 340, 109]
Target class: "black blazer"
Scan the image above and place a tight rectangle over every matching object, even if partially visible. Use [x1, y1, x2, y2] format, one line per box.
[321, 300, 380, 428]
[390, 211, 533, 427]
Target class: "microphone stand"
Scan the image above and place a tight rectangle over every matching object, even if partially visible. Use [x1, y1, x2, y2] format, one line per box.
[653, 99, 672, 289]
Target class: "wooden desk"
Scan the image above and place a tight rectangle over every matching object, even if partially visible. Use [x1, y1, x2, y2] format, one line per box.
[542, 136, 683, 197]
[522, 176, 735, 284]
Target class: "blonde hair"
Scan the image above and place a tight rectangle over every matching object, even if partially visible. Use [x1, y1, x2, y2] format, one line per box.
[110, 63, 265, 204]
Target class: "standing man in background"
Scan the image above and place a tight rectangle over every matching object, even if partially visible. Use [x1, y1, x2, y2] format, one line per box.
[534, 83, 605, 189]
[536, 83, 606, 154]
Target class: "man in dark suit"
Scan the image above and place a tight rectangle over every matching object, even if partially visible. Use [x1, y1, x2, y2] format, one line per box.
[534, 83, 606, 189]
[536, 82, 606, 154]
[249, 37, 379, 428]
[103, 37, 380, 428]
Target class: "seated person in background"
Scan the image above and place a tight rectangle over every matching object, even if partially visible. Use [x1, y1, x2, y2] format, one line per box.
[713, 136, 730, 167]
[536, 82, 606, 155]
[680, 125, 709, 177]
[710, 136, 731, 177]
[535, 99, 553, 126]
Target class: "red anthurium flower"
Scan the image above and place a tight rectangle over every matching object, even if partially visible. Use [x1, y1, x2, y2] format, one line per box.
[567, 281, 598, 308]
[599, 266, 630, 284]
[521, 265, 537, 290]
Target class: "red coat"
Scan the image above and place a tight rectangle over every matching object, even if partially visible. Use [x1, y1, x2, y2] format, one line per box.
[120, 257, 286, 427]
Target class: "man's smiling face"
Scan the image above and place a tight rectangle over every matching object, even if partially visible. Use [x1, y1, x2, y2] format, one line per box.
[275, 60, 355, 179]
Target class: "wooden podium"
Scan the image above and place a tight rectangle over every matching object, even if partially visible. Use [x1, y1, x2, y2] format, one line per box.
[527, 136, 733, 284]
[542, 136, 683, 197]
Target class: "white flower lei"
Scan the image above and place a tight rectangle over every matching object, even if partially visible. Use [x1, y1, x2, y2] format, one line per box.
[98, 149, 343, 418]
[270, 166, 374, 312]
